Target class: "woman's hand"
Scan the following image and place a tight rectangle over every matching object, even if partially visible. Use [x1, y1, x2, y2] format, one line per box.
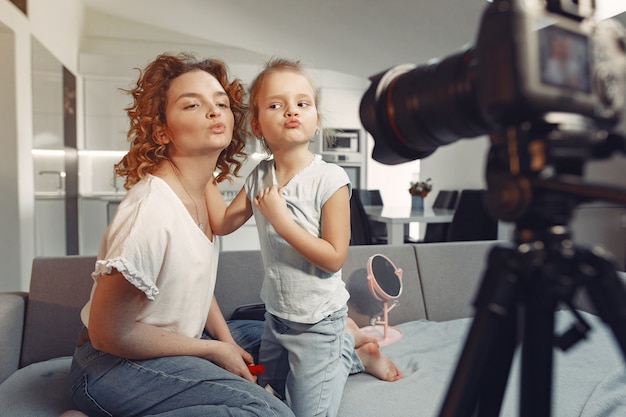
[203, 340, 257, 382]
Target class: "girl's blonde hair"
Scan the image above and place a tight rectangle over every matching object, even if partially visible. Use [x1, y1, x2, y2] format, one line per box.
[115, 53, 249, 189]
[248, 57, 329, 154]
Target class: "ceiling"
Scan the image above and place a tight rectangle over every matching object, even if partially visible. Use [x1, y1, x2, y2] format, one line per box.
[81, 0, 484, 78]
[80, 0, 626, 80]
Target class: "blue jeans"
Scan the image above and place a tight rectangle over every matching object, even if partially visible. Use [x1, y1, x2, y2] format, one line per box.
[69, 321, 294, 417]
[257, 307, 364, 417]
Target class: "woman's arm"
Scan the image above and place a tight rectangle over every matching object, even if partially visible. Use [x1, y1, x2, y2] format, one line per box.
[88, 270, 256, 381]
[205, 181, 253, 235]
[204, 296, 236, 344]
[204, 295, 256, 377]
[254, 185, 350, 273]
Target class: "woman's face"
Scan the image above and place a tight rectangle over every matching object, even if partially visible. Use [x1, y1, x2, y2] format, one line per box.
[252, 70, 319, 149]
[163, 70, 235, 157]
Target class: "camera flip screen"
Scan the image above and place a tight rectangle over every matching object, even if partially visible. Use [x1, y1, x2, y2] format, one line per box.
[539, 25, 591, 93]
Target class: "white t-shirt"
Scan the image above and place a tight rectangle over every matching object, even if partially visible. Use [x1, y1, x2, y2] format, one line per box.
[245, 155, 351, 324]
[80, 175, 218, 339]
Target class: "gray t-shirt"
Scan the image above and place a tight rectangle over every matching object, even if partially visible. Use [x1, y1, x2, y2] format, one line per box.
[245, 155, 351, 323]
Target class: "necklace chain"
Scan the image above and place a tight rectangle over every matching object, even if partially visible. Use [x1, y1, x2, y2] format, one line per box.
[168, 160, 204, 230]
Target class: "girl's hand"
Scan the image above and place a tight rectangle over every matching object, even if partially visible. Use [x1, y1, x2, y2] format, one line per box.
[254, 185, 290, 227]
[203, 340, 256, 382]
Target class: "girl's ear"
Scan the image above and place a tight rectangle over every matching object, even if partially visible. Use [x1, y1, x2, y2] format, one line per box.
[250, 119, 262, 137]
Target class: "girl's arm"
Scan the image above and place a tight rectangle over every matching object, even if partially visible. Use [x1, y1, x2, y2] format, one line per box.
[254, 185, 350, 273]
[205, 181, 253, 235]
[87, 271, 256, 381]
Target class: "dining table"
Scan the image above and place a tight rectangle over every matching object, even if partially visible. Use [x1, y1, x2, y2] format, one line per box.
[363, 205, 455, 245]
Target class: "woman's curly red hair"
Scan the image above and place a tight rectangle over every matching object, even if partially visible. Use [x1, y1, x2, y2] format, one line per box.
[114, 53, 248, 189]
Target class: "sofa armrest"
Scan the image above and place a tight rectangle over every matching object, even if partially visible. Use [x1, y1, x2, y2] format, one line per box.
[0, 292, 27, 385]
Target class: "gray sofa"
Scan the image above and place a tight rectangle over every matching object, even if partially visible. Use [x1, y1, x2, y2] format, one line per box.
[1, 241, 625, 416]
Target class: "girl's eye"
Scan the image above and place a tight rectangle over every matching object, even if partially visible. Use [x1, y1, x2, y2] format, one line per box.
[269, 103, 282, 109]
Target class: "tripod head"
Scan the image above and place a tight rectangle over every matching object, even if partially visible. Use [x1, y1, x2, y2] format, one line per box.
[484, 115, 626, 242]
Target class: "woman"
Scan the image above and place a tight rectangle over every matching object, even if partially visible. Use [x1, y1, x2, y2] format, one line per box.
[68, 53, 294, 417]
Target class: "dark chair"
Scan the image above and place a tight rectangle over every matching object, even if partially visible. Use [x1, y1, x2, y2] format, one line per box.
[405, 189, 458, 243]
[357, 189, 383, 206]
[357, 189, 387, 243]
[349, 190, 374, 245]
[421, 190, 459, 242]
[446, 189, 498, 242]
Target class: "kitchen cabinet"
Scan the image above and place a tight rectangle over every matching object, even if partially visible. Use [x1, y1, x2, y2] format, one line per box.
[34, 197, 66, 256]
[32, 38, 63, 150]
[32, 72, 63, 149]
[84, 76, 132, 150]
[79, 197, 112, 255]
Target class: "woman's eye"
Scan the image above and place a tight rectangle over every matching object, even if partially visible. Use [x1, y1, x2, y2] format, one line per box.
[184, 103, 199, 110]
[217, 102, 230, 109]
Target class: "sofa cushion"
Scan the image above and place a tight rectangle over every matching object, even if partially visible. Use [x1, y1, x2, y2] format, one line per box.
[0, 357, 74, 416]
[414, 241, 496, 321]
[0, 293, 26, 384]
[215, 250, 265, 320]
[22, 256, 96, 368]
[341, 245, 427, 327]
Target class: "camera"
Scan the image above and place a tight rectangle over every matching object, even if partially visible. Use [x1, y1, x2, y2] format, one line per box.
[360, 0, 626, 165]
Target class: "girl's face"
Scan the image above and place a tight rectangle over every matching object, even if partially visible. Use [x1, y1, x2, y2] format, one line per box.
[252, 70, 319, 149]
[163, 70, 234, 156]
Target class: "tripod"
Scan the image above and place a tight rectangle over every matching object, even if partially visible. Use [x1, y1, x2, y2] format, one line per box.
[437, 122, 626, 417]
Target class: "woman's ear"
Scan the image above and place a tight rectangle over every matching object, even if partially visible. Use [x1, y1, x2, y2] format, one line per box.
[156, 126, 171, 145]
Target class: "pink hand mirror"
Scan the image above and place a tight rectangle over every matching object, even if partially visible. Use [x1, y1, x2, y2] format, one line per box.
[361, 253, 403, 346]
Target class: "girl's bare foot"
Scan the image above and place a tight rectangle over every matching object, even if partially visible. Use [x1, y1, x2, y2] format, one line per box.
[347, 317, 377, 348]
[346, 317, 403, 381]
[356, 340, 403, 381]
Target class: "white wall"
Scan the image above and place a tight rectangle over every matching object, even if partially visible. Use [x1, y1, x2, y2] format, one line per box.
[28, 0, 83, 74]
[0, 0, 84, 291]
[0, 21, 23, 292]
[315, 71, 428, 207]
[421, 135, 489, 194]
[0, 0, 507, 292]
[1, 2, 33, 292]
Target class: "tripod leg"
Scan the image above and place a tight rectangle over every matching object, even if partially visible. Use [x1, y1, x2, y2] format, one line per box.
[438, 245, 521, 417]
[476, 308, 518, 417]
[519, 269, 559, 417]
[580, 248, 626, 359]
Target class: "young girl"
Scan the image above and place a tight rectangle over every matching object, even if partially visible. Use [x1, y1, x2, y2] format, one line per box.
[207, 58, 401, 417]
[68, 53, 294, 417]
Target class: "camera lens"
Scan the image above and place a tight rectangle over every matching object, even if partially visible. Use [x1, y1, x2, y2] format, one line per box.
[360, 46, 490, 164]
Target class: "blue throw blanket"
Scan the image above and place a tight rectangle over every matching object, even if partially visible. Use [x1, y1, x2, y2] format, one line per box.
[340, 310, 625, 417]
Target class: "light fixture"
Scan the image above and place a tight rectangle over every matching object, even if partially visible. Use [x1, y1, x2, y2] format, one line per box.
[360, 254, 403, 346]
